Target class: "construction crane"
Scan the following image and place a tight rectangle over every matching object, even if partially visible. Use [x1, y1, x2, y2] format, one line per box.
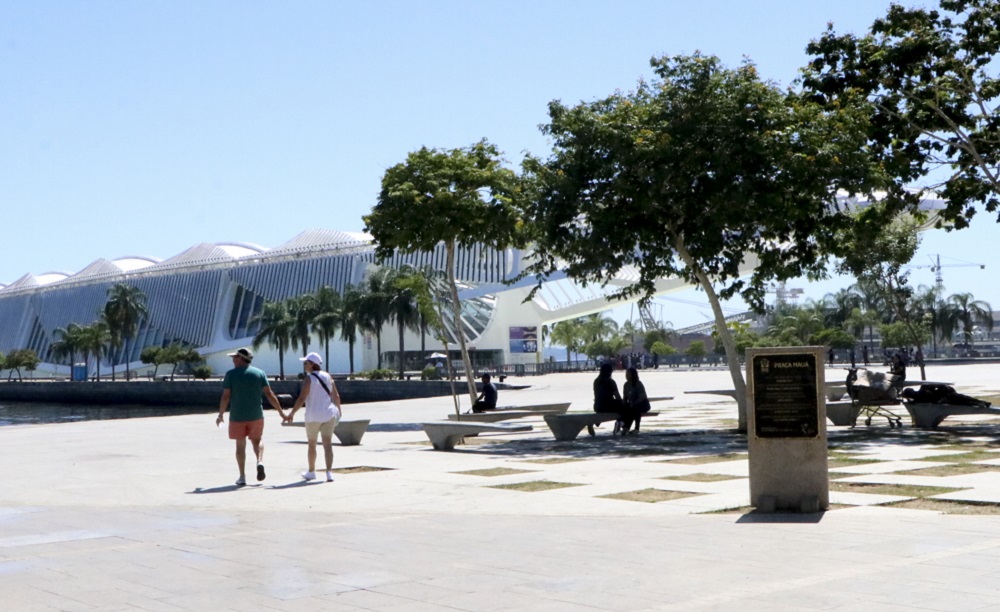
[909, 254, 985, 288]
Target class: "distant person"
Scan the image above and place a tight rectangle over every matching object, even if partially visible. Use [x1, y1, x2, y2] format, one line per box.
[828, 347, 835, 365]
[472, 373, 498, 413]
[862, 344, 870, 366]
[593, 362, 632, 434]
[216, 347, 285, 487]
[889, 353, 907, 391]
[623, 367, 652, 435]
[849, 348, 857, 369]
[288, 352, 342, 482]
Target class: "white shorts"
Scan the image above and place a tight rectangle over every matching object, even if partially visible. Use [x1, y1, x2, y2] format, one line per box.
[305, 418, 336, 441]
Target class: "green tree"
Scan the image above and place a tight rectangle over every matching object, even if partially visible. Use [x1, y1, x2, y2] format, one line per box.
[812, 328, 858, 350]
[550, 319, 584, 363]
[338, 285, 364, 375]
[286, 294, 318, 359]
[5, 349, 24, 381]
[365, 139, 524, 406]
[685, 341, 707, 361]
[944, 292, 994, 346]
[140, 346, 168, 379]
[78, 321, 110, 381]
[103, 283, 148, 381]
[836, 213, 930, 378]
[579, 313, 618, 344]
[880, 321, 931, 352]
[522, 53, 881, 432]
[311, 286, 342, 370]
[252, 301, 292, 379]
[914, 284, 948, 357]
[50, 322, 85, 367]
[803, 0, 1000, 228]
[649, 341, 677, 358]
[359, 267, 394, 370]
[388, 268, 421, 380]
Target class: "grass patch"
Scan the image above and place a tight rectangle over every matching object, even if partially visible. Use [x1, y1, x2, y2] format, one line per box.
[829, 481, 966, 497]
[599, 488, 703, 503]
[886, 498, 1000, 514]
[661, 473, 743, 483]
[453, 467, 536, 477]
[894, 463, 1000, 477]
[518, 457, 584, 464]
[656, 453, 746, 465]
[488, 480, 582, 492]
[827, 457, 882, 469]
[331, 466, 393, 474]
[916, 449, 1000, 463]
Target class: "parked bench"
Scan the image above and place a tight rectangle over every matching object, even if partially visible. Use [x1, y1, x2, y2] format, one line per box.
[421, 421, 533, 450]
[903, 403, 1000, 429]
[825, 401, 862, 427]
[544, 411, 660, 441]
[334, 419, 370, 445]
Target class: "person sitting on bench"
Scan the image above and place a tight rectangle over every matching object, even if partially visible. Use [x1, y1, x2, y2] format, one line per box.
[593, 362, 635, 432]
[472, 373, 498, 413]
[623, 367, 652, 435]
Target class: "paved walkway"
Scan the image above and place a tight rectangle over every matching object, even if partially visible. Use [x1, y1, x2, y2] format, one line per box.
[3, 364, 1000, 610]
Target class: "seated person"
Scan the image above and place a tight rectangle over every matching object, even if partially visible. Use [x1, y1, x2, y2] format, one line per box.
[593, 362, 635, 431]
[472, 373, 498, 413]
[623, 367, 652, 435]
[888, 353, 906, 391]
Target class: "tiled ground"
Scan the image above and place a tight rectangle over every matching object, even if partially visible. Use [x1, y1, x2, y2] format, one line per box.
[4, 364, 1000, 610]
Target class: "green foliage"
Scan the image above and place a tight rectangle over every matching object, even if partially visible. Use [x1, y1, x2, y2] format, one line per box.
[421, 366, 441, 381]
[252, 301, 292, 379]
[103, 284, 148, 381]
[550, 319, 585, 362]
[649, 341, 677, 357]
[361, 368, 397, 381]
[880, 322, 930, 350]
[192, 364, 213, 380]
[811, 328, 858, 350]
[685, 341, 707, 359]
[4, 349, 39, 381]
[802, 0, 1000, 227]
[643, 329, 671, 352]
[584, 339, 612, 361]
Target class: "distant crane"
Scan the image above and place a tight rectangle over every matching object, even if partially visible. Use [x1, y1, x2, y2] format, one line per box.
[908, 254, 985, 288]
[765, 281, 803, 307]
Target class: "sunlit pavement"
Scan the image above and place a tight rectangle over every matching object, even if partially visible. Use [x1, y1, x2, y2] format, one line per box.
[3, 363, 1000, 610]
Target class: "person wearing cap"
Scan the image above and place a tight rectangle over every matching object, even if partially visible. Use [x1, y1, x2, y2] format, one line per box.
[288, 351, 342, 482]
[216, 347, 285, 487]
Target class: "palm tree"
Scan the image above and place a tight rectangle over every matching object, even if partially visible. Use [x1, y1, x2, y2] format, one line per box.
[311, 286, 342, 369]
[338, 284, 363, 375]
[945, 292, 994, 347]
[823, 287, 861, 329]
[619, 320, 641, 351]
[580, 313, 618, 344]
[550, 319, 584, 363]
[252, 301, 292, 379]
[78, 321, 111, 381]
[359, 267, 393, 369]
[388, 268, 421, 379]
[103, 283, 148, 381]
[913, 284, 947, 357]
[286, 294, 318, 359]
[50, 322, 85, 368]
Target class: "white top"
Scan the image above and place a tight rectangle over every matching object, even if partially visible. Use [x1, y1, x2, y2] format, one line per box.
[304, 371, 341, 424]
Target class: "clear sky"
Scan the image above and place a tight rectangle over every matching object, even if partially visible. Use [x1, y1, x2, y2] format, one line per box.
[2, 1, 995, 329]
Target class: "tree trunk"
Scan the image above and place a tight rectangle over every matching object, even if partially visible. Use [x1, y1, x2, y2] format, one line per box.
[446, 241, 479, 406]
[674, 237, 747, 433]
[325, 337, 330, 372]
[397, 322, 406, 380]
[348, 337, 355, 375]
[278, 346, 286, 380]
[376, 332, 383, 369]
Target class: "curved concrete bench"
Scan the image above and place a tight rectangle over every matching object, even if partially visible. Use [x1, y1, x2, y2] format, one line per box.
[826, 401, 861, 427]
[421, 421, 533, 451]
[493, 402, 571, 414]
[903, 403, 1000, 429]
[544, 411, 660, 441]
[334, 419, 370, 445]
[447, 410, 543, 423]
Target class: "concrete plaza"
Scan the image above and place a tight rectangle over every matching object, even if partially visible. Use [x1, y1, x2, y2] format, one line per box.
[3, 363, 1000, 611]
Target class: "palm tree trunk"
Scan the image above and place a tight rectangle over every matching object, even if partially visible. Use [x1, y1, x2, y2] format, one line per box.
[348, 337, 356, 374]
[324, 336, 330, 372]
[376, 332, 383, 369]
[398, 322, 406, 380]
[278, 346, 286, 380]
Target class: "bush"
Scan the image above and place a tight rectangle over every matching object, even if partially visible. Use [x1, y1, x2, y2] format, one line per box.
[421, 366, 441, 380]
[192, 365, 213, 380]
[361, 368, 397, 380]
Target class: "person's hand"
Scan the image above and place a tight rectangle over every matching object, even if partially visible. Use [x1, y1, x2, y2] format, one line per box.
[216, 414, 224, 427]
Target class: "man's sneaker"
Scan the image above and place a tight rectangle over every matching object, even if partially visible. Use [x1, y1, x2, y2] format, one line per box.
[256, 463, 266, 482]
[302, 471, 316, 481]
[235, 477, 246, 487]
[326, 471, 334, 482]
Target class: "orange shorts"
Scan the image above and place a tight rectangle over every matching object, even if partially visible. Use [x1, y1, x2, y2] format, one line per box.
[229, 418, 264, 440]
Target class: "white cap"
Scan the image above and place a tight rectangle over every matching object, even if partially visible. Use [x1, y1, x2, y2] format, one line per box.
[299, 352, 322, 366]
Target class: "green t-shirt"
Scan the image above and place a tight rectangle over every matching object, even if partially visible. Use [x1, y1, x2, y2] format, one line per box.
[223, 365, 270, 422]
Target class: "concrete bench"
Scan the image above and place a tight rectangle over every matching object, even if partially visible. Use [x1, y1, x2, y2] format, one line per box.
[903, 403, 1000, 429]
[421, 421, 533, 451]
[447, 410, 545, 423]
[334, 419, 370, 445]
[826, 401, 862, 427]
[494, 402, 571, 414]
[544, 411, 660, 442]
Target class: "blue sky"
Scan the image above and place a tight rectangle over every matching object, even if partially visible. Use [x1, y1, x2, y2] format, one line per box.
[2, 1, 995, 328]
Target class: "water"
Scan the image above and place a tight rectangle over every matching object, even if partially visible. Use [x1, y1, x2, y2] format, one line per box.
[0, 402, 215, 426]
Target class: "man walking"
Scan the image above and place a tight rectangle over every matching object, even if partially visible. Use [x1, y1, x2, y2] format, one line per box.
[216, 347, 285, 486]
[288, 352, 342, 482]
